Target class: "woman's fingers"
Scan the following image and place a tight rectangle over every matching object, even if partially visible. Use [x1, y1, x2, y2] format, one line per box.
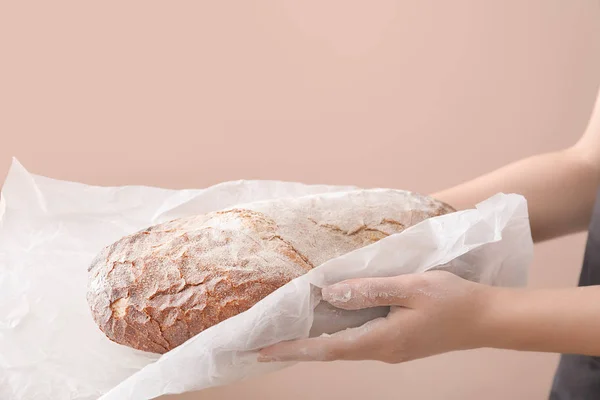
[258, 317, 390, 362]
[322, 275, 423, 310]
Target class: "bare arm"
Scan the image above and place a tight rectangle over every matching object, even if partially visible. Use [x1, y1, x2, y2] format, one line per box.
[258, 89, 600, 366]
[258, 271, 600, 363]
[433, 87, 600, 242]
[485, 285, 600, 356]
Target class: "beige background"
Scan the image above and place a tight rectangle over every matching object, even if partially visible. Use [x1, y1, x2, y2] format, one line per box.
[2, 1, 600, 399]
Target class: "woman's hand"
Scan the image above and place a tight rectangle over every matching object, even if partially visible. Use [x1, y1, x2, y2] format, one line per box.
[258, 270, 492, 363]
[259, 270, 600, 363]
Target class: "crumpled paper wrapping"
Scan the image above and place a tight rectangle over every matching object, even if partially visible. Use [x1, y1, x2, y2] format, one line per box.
[0, 159, 533, 400]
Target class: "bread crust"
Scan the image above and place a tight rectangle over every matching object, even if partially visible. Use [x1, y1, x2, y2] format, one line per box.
[87, 189, 454, 353]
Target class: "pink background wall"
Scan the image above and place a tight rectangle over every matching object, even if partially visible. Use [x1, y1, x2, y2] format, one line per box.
[2, 1, 600, 398]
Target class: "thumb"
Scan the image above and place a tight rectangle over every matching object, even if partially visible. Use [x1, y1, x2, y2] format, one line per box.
[322, 275, 419, 310]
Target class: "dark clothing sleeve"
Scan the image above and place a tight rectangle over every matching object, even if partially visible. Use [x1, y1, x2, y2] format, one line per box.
[550, 188, 600, 399]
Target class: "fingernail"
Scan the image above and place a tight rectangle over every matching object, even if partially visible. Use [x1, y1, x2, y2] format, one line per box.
[322, 283, 352, 303]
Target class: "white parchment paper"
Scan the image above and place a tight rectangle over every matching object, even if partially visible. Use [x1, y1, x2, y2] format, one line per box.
[0, 159, 533, 400]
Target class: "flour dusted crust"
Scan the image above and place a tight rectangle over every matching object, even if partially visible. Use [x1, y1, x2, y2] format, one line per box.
[87, 189, 454, 353]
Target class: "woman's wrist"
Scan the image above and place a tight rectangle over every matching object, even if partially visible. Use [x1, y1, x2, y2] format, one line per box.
[476, 285, 600, 356]
[476, 287, 539, 351]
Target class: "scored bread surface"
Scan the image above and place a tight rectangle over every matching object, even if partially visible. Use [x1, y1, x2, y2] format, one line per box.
[87, 189, 454, 353]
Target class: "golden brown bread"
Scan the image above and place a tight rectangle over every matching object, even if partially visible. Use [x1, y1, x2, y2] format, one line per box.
[86, 189, 454, 353]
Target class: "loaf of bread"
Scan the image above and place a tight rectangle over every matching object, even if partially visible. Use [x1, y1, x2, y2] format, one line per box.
[87, 189, 454, 353]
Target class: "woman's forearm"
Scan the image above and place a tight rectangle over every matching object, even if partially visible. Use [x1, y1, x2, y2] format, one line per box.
[481, 286, 600, 356]
[433, 149, 600, 242]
